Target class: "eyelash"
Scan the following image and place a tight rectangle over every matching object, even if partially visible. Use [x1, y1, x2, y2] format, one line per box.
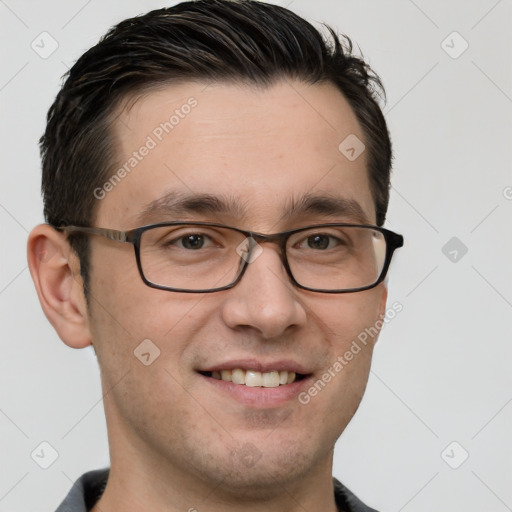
[165, 232, 217, 250]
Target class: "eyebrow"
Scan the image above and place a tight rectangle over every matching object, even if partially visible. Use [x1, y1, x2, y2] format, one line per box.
[135, 191, 247, 225]
[135, 191, 370, 226]
[282, 193, 370, 224]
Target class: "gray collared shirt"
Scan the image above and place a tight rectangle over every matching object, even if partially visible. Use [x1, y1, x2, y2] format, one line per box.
[55, 468, 379, 512]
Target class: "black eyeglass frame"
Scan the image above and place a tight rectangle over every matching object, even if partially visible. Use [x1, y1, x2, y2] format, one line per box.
[58, 222, 404, 294]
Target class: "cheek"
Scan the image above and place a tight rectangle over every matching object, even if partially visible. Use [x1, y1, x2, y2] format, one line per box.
[313, 287, 385, 349]
[301, 289, 385, 418]
[87, 245, 213, 381]
[90, 242, 200, 332]
[88, 281, 213, 439]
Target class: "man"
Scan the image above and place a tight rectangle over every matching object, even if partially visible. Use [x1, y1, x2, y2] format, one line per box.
[27, 1, 403, 510]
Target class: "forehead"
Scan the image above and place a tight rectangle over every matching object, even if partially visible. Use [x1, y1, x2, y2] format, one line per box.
[97, 80, 375, 229]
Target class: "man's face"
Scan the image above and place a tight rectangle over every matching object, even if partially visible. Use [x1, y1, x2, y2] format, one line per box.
[87, 80, 387, 494]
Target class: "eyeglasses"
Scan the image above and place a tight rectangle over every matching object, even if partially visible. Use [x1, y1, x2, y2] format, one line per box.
[58, 222, 403, 293]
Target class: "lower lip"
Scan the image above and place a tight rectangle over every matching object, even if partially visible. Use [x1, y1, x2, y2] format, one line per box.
[199, 373, 311, 407]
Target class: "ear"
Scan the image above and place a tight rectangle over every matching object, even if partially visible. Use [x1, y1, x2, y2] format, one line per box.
[27, 224, 92, 349]
[372, 283, 388, 346]
[378, 283, 388, 320]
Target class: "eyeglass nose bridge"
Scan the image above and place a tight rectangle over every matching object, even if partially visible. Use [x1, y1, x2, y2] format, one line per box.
[239, 230, 290, 258]
[235, 231, 294, 287]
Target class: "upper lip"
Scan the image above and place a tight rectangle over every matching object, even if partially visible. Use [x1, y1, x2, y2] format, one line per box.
[197, 359, 311, 375]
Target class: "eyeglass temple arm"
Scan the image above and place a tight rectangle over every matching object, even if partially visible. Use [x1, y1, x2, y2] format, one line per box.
[57, 225, 128, 243]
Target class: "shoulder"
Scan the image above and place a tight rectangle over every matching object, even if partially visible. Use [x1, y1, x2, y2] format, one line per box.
[55, 468, 109, 512]
[333, 478, 380, 512]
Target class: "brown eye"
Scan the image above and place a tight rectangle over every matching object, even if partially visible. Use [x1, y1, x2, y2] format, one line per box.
[180, 234, 206, 249]
[295, 233, 342, 250]
[307, 234, 330, 249]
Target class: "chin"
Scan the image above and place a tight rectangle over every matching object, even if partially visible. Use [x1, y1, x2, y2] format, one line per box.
[198, 434, 319, 499]
[216, 453, 312, 500]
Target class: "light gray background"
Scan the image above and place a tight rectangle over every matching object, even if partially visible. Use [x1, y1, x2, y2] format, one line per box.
[1, 1, 511, 511]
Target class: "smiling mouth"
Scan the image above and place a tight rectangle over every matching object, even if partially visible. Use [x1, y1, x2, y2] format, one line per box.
[199, 369, 308, 388]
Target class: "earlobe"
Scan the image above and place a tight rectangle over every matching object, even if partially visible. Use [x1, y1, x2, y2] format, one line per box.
[27, 224, 92, 349]
[373, 284, 388, 345]
[378, 284, 388, 320]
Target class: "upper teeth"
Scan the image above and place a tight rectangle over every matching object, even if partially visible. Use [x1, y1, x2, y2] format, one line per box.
[211, 369, 296, 387]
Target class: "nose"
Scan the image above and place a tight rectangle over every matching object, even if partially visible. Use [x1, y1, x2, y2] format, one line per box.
[219, 242, 307, 339]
